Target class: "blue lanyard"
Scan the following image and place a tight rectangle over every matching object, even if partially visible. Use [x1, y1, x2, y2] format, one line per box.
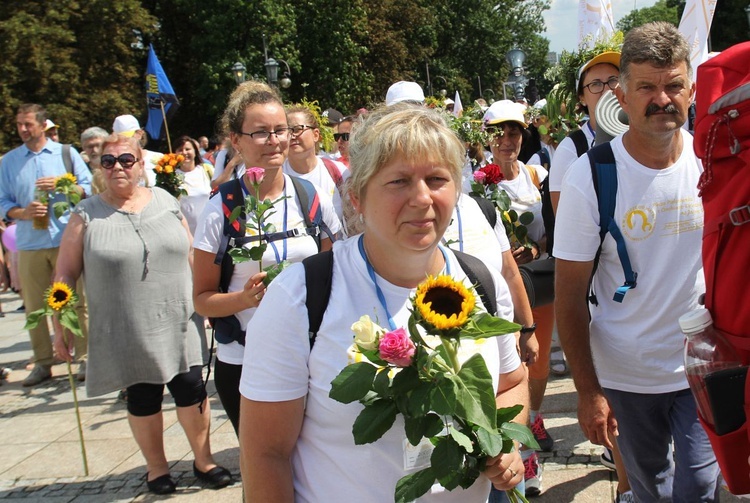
[455, 205, 464, 252]
[586, 121, 596, 147]
[357, 235, 451, 331]
[240, 176, 288, 264]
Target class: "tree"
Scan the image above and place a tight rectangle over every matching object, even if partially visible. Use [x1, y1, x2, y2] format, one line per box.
[616, 0, 679, 33]
[0, 0, 156, 152]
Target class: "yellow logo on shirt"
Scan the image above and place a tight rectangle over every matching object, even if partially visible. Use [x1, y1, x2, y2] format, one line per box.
[622, 207, 656, 241]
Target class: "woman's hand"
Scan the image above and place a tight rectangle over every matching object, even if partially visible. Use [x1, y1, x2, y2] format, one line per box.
[242, 272, 268, 308]
[520, 331, 539, 365]
[53, 325, 75, 363]
[512, 245, 537, 265]
[483, 449, 524, 492]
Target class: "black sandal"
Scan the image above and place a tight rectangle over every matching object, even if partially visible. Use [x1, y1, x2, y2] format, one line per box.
[146, 473, 176, 494]
[193, 462, 232, 489]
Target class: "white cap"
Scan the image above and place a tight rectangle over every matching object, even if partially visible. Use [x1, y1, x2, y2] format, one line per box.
[533, 99, 547, 110]
[44, 119, 59, 131]
[112, 114, 141, 137]
[678, 308, 713, 334]
[444, 98, 455, 105]
[482, 100, 528, 128]
[385, 81, 425, 106]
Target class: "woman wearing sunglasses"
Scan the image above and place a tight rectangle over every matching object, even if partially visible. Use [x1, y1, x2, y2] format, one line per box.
[283, 105, 349, 224]
[192, 81, 341, 437]
[52, 134, 232, 495]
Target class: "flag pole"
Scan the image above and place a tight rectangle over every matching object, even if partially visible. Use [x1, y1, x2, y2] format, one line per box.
[159, 99, 173, 153]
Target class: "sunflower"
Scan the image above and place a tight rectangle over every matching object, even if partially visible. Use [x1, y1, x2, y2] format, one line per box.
[47, 282, 74, 311]
[415, 275, 475, 331]
[55, 173, 77, 188]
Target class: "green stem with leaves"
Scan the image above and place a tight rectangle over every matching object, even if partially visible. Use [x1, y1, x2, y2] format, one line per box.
[440, 337, 461, 374]
[66, 360, 89, 476]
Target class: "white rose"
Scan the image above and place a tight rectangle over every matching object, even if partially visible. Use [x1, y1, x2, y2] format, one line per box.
[351, 315, 383, 351]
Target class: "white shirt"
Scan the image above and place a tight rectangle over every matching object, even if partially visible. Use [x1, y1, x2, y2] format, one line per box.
[554, 130, 705, 393]
[548, 122, 595, 192]
[240, 236, 519, 503]
[497, 162, 548, 245]
[177, 166, 212, 235]
[282, 157, 350, 221]
[193, 174, 342, 364]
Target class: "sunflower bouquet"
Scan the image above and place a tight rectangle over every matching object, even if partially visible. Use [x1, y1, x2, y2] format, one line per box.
[329, 275, 536, 503]
[154, 153, 187, 198]
[227, 167, 291, 286]
[469, 166, 536, 251]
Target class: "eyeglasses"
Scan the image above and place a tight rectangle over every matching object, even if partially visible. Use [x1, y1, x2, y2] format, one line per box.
[238, 128, 291, 142]
[583, 77, 620, 95]
[100, 153, 139, 170]
[289, 125, 315, 137]
[334, 133, 350, 142]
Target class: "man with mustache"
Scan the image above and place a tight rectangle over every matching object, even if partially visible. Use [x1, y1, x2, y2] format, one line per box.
[554, 22, 719, 502]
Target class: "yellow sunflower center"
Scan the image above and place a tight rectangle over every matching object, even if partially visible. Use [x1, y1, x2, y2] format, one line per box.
[415, 275, 475, 331]
[47, 282, 73, 310]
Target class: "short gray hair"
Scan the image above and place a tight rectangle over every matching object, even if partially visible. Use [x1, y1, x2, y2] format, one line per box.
[80, 126, 108, 144]
[620, 22, 692, 90]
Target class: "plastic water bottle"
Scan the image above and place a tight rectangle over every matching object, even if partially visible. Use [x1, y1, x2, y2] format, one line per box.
[679, 308, 743, 428]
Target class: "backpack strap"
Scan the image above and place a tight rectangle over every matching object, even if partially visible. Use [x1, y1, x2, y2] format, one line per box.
[453, 250, 496, 316]
[469, 194, 497, 228]
[304, 250, 334, 349]
[320, 157, 345, 193]
[526, 164, 541, 189]
[587, 143, 638, 305]
[570, 129, 590, 158]
[290, 176, 335, 251]
[536, 147, 551, 170]
[62, 144, 73, 174]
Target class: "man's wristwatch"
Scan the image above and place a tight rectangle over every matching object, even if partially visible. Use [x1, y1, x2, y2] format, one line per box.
[519, 323, 536, 334]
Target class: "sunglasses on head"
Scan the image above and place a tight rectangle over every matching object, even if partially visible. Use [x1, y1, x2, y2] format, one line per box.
[334, 133, 350, 142]
[100, 153, 139, 170]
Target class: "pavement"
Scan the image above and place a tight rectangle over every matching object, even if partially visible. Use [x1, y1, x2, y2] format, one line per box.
[0, 288, 744, 502]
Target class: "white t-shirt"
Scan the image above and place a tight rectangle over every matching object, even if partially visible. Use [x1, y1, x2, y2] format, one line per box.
[240, 236, 519, 503]
[177, 166, 212, 235]
[282, 157, 350, 221]
[554, 130, 705, 393]
[193, 174, 342, 364]
[140, 149, 162, 188]
[527, 142, 556, 167]
[211, 149, 246, 182]
[548, 122, 595, 192]
[443, 194, 511, 275]
[497, 162, 548, 245]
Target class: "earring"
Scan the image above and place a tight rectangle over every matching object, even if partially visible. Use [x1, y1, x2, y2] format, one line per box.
[358, 214, 364, 224]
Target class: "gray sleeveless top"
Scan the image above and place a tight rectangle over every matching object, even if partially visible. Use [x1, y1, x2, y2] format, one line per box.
[73, 188, 202, 397]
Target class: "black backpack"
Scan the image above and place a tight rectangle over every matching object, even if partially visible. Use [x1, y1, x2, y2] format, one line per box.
[210, 176, 333, 345]
[303, 249, 497, 349]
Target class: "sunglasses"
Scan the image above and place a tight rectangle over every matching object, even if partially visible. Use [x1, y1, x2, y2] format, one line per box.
[100, 153, 139, 170]
[334, 133, 350, 142]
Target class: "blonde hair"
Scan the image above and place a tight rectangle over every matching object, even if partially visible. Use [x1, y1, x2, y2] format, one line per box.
[221, 80, 282, 136]
[347, 103, 464, 203]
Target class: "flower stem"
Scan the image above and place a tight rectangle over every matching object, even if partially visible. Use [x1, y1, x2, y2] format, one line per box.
[66, 361, 89, 476]
[440, 337, 461, 374]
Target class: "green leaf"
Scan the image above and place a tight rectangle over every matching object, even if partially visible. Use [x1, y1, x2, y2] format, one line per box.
[68, 192, 81, 206]
[423, 413, 445, 438]
[391, 365, 419, 395]
[508, 209, 518, 223]
[329, 362, 377, 404]
[515, 225, 528, 241]
[538, 124, 548, 135]
[264, 223, 277, 234]
[448, 425, 474, 452]
[228, 247, 253, 264]
[228, 205, 243, 223]
[262, 261, 289, 286]
[438, 468, 469, 492]
[406, 381, 434, 417]
[395, 467, 436, 503]
[453, 354, 497, 431]
[430, 436, 464, 479]
[476, 427, 505, 457]
[497, 191, 512, 211]
[372, 367, 391, 396]
[52, 201, 68, 219]
[404, 415, 427, 446]
[519, 211, 534, 225]
[431, 375, 459, 417]
[352, 399, 398, 444]
[60, 308, 83, 337]
[248, 245, 266, 261]
[496, 404, 524, 424]
[461, 313, 521, 339]
[24, 309, 48, 330]
[503, 422, 539, 450]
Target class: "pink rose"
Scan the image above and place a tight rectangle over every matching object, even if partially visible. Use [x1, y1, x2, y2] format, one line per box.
[247, 167, 265, 185]
[378, 328, 415, 367]
[473, 170, 487, 184]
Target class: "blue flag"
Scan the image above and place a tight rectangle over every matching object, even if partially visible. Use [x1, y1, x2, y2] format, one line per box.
[145, 44, 179, 141]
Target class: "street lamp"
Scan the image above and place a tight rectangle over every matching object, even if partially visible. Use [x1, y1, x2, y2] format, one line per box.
[483, 89, 496, 104]
[262, 34, 292, 89]
[434, 76, 448, 97]
[503, 48, 527, 102]
[231, 61, 247, 85]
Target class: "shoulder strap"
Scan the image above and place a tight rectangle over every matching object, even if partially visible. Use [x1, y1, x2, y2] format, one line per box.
[587, 143, 637, 305]
[453, 250, 496, 316]
[62, 144, 73, 174]
[304, 250, 334, 349]
[536, 148, 551, 169]
[291, 176, 336, 251]
[526, 164, 540, 189]
[570, 129, 589, 158]
[320, 157, 344, 192]
[469, 194, 497, 228]
[213, 179, 245, 293]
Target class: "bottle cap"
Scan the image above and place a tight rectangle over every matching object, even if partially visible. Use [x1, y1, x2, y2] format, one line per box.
[678, 308, 713, 334]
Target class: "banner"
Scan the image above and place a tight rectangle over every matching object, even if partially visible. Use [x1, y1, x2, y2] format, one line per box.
[453, 91, 463, 118]
[145, 44, 180, 141]
[578, 0, 615, 49]
[678, 0, 717, 75]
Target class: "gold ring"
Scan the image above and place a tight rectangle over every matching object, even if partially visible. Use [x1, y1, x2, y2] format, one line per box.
[255, 293, 263, 301]
[510, 469, 517, 478]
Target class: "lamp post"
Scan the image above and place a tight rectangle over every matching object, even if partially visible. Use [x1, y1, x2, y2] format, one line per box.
[231, 61, 247, 85]
[434, 76, 448, 97]
[483, 89, 496, 104]
[262, 34, 292, 89]
[425, 60, 432, 97]
[504, 48, 527, 102]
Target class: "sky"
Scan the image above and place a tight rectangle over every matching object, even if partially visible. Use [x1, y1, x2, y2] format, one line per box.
[542, 0, 661, 54]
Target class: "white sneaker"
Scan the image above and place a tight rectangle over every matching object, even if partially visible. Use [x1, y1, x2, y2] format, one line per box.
[615, 490, 636, 503]
[523, 451, 543, 497]
[600, 447, 616, 471]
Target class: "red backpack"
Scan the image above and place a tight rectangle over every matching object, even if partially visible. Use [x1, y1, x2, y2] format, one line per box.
[692, 40, 750, 495]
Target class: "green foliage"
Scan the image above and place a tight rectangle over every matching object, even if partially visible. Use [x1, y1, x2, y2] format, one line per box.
[616, 0, 679, 34]
[0, 0, 156, 151]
